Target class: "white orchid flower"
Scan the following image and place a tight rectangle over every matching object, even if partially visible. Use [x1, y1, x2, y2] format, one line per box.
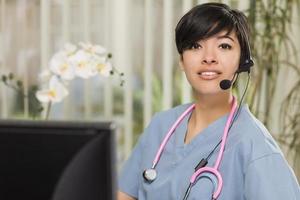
[70, 50, 96, 79]
[79, 42, 107, 55]
[91, 56, 113, 77]
[36, 76, 69, 103]
[49, 51, 75, 80]
[92, 45, 107, 55]
[98, 61, 113, 77]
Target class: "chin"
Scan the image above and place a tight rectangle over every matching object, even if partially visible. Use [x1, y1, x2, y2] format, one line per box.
[193, 85, 226, 96]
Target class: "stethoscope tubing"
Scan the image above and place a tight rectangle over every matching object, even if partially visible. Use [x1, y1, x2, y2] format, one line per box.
[188, 97, 237, 199]
[190, 167, 223, 199]
[213, 97, 237, 169]
[152, 104, 196, 169]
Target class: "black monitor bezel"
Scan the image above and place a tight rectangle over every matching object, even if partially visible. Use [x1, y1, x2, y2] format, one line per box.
[0, 119, 116, 200]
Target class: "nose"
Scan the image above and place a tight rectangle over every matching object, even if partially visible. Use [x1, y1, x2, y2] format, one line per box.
[202, 59, 217, 64]
[201, 48, 217, 65]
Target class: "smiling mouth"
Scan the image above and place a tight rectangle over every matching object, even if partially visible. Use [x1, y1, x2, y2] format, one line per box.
[197, 71, 221, 80]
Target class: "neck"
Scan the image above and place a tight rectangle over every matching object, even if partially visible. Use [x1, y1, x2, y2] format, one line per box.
[184, 92, 234, 144]
[191, 92, 233, 128]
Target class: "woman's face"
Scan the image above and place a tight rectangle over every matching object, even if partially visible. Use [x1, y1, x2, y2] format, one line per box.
[180, 30, 241, 96]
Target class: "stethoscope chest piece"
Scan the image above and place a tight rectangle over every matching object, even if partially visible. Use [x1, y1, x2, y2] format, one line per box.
[143, 168, 157, 182]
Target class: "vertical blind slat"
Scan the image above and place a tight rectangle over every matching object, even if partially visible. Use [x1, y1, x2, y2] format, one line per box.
[81, 0, 92, 119]
[112, 0, 132, 158]
[0, 0, 7, 118]
[19, 1, 29, 117]
[103, 0, 113, 119]
[124, 0, 133, 158]
[40, 0, 50, 72]
[162, 0, 173, 110]
[17, 0, 29, 117]
[181, 0, 193, 104]
[143, 0, 154, 127]
[40, 0, 50, 119]
[62, 0, 71, 118]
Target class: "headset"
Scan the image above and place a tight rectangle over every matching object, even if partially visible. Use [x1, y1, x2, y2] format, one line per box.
[220, 16, 254, 90]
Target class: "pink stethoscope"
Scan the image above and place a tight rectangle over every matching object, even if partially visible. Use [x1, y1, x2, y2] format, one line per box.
[143, 96, 238, 200]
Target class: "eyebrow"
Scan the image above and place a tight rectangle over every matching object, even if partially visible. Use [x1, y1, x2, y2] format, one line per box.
[217, 35, 235, 42]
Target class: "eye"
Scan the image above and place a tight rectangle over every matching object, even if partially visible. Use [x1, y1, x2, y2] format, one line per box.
[190, 42, 201, 50]
[219, 43, 232, 50]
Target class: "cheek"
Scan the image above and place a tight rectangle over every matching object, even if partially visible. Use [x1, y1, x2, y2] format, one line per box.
[181, 53, 200, 68]
[221, 53, 240, 72]
[180, 59, 195, 82]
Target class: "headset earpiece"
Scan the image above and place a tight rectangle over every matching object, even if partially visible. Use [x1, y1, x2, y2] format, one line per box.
[237, 37, 254, 73]
[237, 58, 254, 73]
[236, 17, 254, 74]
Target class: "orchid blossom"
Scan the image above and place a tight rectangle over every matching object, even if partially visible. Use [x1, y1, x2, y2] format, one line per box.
[35, 42, 123, 118]
[36, 76, 68, 103]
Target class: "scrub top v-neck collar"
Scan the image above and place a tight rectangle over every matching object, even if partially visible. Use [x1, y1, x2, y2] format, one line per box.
[174, 104, 233, 152]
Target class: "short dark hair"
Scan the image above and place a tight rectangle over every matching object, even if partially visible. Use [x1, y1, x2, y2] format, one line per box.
[175, 3, 251, 66]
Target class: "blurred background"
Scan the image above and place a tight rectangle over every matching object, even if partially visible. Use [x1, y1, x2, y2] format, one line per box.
[0, 0, 299, 180]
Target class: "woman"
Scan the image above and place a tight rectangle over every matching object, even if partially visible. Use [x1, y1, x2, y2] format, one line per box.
[118, 3, 300, 200]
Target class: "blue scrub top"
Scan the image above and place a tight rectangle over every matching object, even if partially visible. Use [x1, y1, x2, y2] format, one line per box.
[119, 104, 300, 200]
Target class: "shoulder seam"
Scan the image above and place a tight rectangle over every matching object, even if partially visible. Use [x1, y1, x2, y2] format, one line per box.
[246, 152, 281, 172]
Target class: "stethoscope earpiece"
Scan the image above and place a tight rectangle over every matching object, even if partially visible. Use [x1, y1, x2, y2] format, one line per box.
[143, 168, 157, 182]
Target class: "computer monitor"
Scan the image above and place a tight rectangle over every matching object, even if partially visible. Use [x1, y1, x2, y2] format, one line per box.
[0, 120, 116, 200]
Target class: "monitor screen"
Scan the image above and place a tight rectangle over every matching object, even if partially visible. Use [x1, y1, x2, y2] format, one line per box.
[0, 120, 116, 200]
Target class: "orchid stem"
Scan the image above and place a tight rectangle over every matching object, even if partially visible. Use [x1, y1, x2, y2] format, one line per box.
[45, 102, 52, 120]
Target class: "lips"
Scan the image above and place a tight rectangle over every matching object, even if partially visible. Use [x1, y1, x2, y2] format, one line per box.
[197, 70, 221, 80]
